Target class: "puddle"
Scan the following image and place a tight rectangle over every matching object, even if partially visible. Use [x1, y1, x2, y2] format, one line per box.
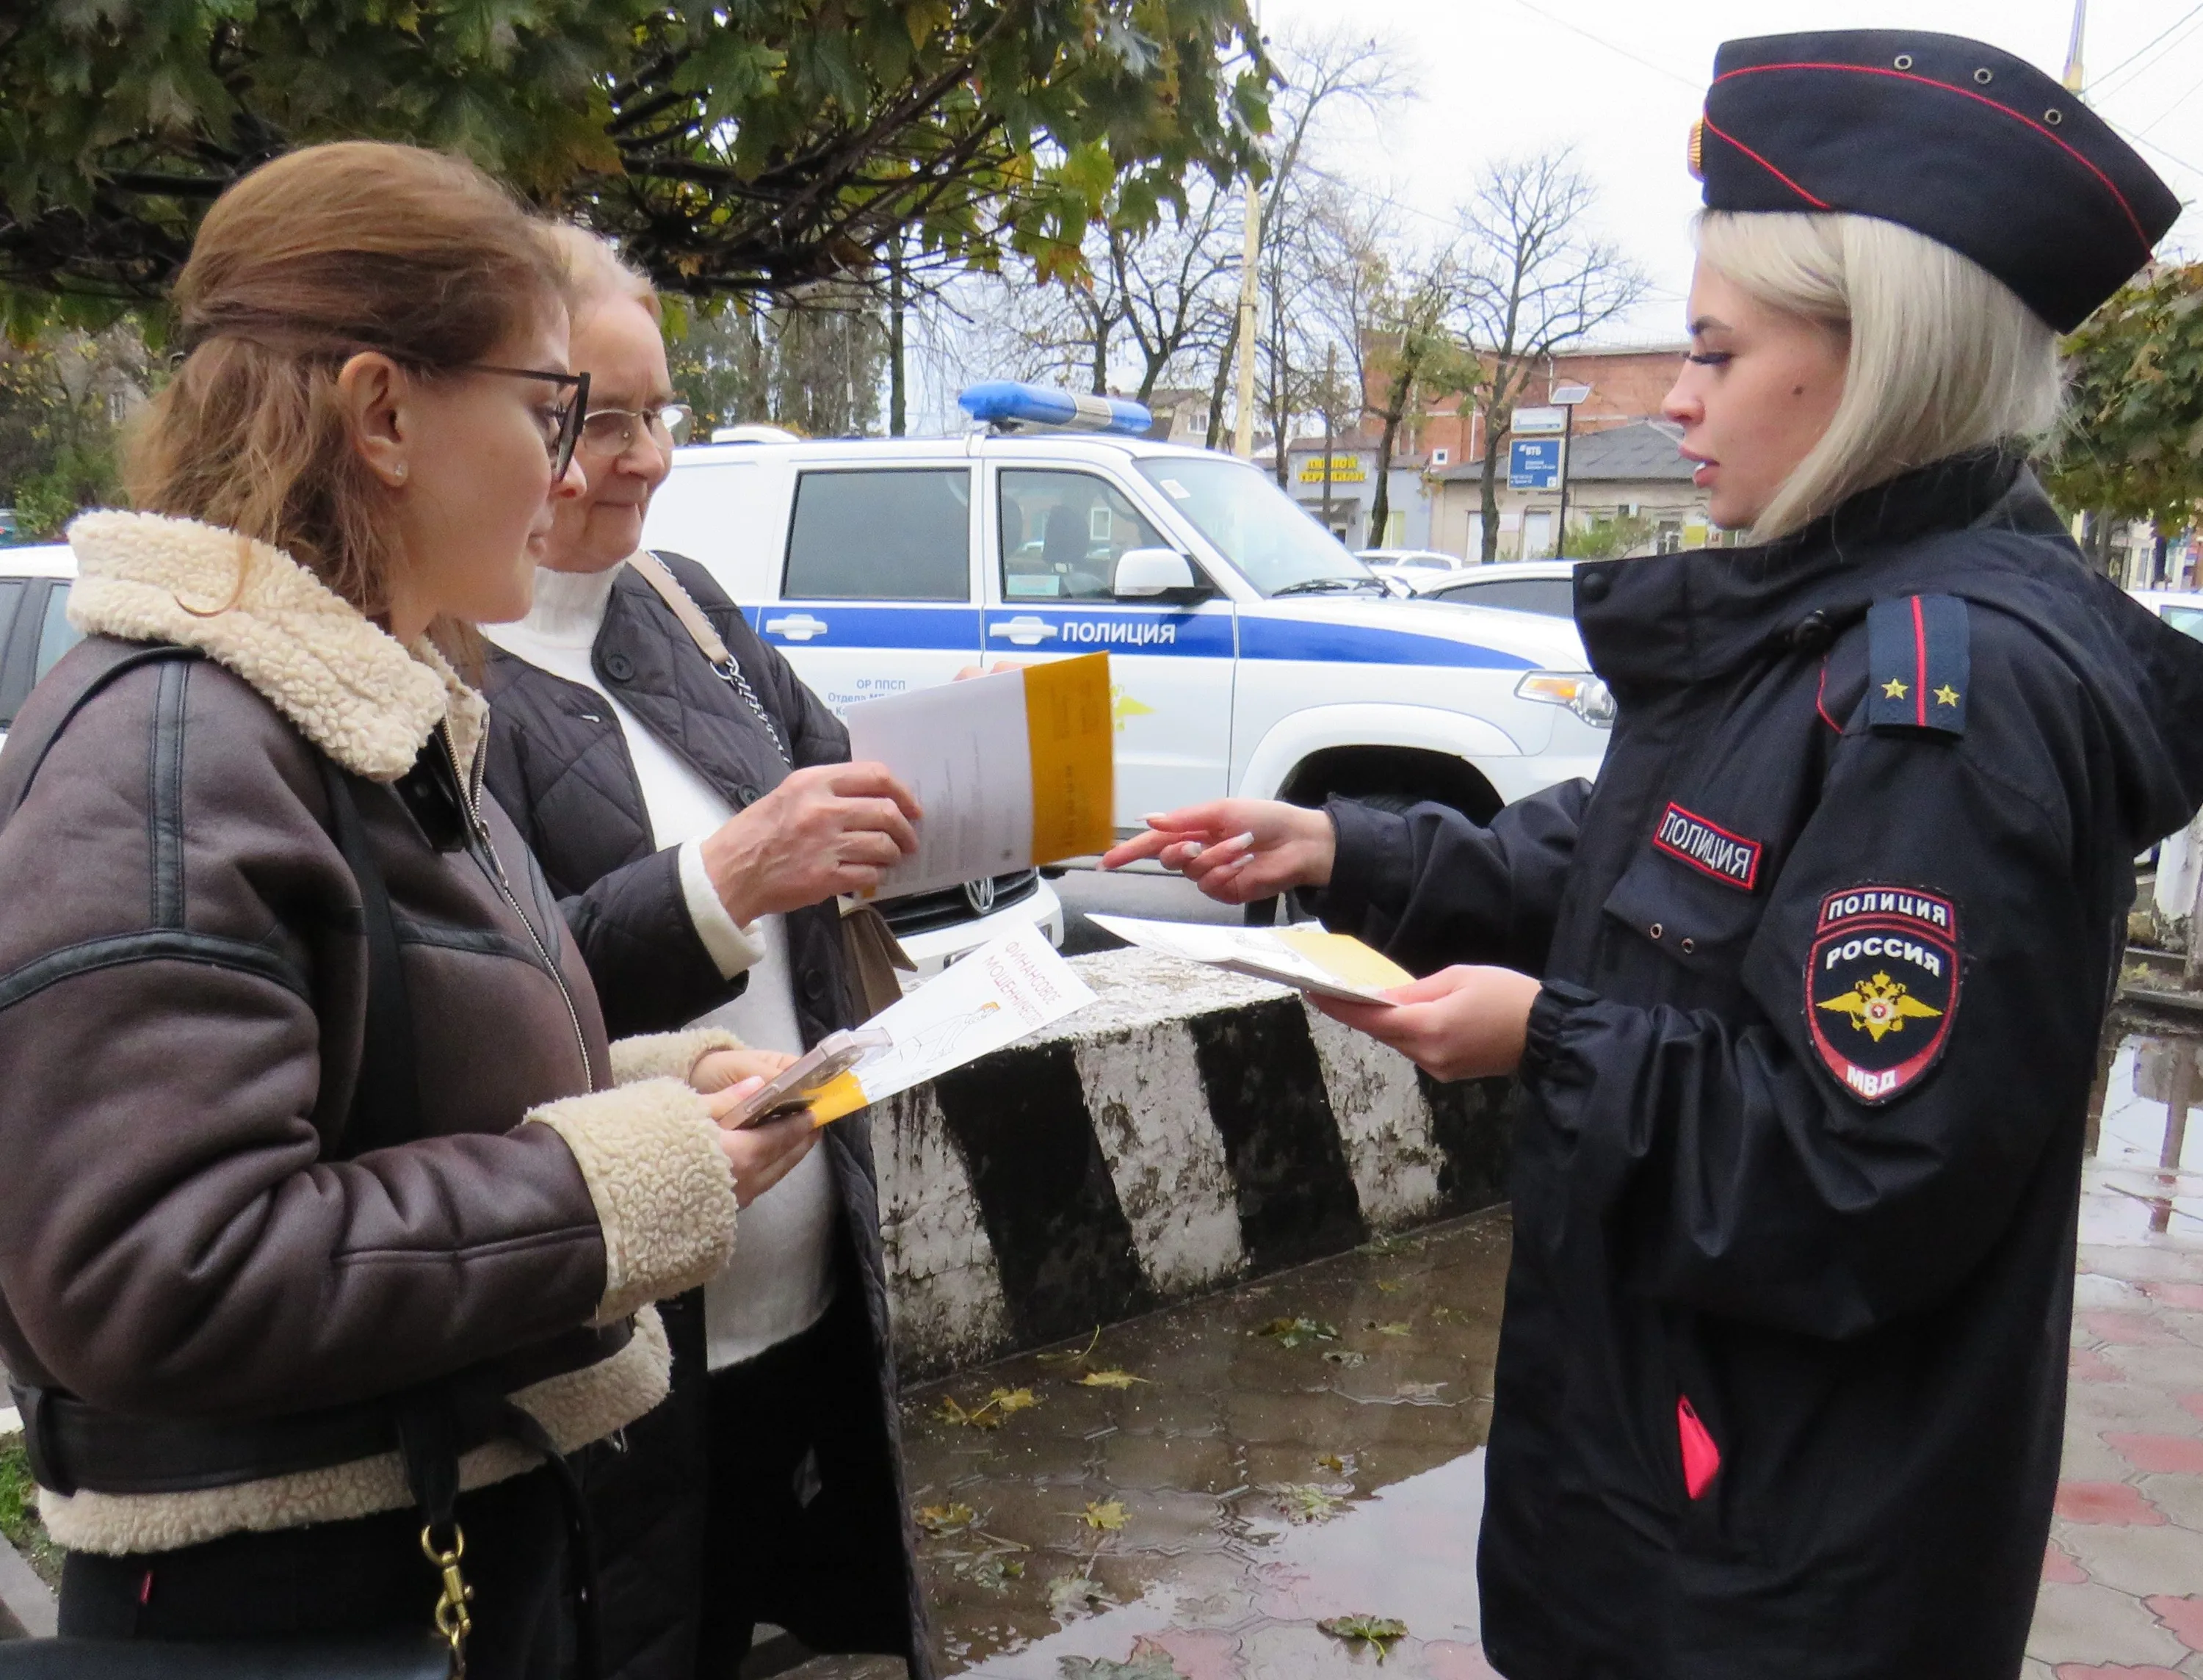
[2084, 1024, 2203, 1245]
[786, 1018, 2203, 1680]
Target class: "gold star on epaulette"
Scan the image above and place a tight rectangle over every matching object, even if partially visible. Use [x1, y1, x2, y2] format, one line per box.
[1881, 677, 1908, 700]
[1933, 684, 1960, 707]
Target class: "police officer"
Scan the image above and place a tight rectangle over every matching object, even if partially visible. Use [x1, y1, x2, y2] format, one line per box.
[1105, 31, 2203, 1679]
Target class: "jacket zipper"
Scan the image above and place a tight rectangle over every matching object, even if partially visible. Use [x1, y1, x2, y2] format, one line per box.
[438, 722, 596, 1093]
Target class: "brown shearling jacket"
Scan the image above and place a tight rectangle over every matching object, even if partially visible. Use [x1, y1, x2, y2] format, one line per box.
[0, 511, 743, 1559]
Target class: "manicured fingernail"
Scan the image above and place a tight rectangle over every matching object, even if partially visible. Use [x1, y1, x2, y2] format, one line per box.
[1230, 831, 1256, 849]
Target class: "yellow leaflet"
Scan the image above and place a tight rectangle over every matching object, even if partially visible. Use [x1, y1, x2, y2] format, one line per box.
[803, 1069, 870, 1127]
[1023, 653, 1115, 866]
[1274, 929, 1414, 993]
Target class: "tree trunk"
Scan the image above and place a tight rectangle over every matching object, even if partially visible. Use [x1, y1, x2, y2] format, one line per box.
[1477, 430, 1502, 563]
[1204, 344, 1234, 452]
[887, 245, 906, 438]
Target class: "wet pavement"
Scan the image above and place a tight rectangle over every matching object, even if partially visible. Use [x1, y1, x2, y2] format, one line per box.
[772, 1016, 2203, 1680]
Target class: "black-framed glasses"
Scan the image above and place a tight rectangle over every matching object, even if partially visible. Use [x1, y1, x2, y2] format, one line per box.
[460, 363, 591, 479]
[579, 402, 693, 456]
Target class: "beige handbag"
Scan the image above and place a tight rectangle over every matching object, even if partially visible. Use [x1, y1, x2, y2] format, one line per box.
[626, 551, 914, 1018]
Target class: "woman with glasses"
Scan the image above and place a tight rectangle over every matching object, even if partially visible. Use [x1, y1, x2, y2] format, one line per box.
[477, 225, 931, 1680]
[0, 142, 825, 1676]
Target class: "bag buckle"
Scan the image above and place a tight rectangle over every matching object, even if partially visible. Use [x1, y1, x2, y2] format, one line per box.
[420, 1521, 474, 1676]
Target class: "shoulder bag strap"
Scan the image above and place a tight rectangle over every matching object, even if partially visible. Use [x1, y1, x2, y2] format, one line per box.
[314, 758, 424, 1159]
[625, 550, 792, 767]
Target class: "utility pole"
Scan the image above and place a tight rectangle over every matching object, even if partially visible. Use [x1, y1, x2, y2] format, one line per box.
[2063, 0, 2087, 90]
[1231, 0, 1262, 460]
[887, 231, 907, 437]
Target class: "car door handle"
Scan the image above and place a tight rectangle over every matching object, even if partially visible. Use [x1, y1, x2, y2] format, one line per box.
[991, 616, 1060, 646]
[763, 612, 829, 642]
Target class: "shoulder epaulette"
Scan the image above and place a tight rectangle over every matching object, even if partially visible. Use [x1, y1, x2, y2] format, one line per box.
[1866, 594, 1968, 738]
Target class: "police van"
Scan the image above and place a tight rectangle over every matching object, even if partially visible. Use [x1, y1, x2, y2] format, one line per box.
[643, 385, 1612, 858]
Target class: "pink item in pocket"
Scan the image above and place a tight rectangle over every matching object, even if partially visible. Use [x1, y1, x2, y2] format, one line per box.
[1677, 1395, 1721, 1499]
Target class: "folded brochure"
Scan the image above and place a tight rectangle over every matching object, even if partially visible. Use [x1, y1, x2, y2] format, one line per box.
[1088, 915, 1410, 1005]
[756, 920, 1097, 1126]
[844, 653, 1115, 899]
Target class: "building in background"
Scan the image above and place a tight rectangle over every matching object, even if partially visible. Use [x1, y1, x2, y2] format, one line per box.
[1431, 419, 1709, 560]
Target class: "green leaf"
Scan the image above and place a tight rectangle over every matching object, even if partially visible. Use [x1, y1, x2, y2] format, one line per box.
[1253, 1316, 1338, 1350]
[1320, 1614, 1409, 1659]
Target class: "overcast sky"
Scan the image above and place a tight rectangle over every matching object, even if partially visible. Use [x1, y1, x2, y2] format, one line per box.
[1254, 0, 2203, 342]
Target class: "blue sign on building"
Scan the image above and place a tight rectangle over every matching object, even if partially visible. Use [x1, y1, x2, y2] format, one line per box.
[1509, 438, 1562, 490]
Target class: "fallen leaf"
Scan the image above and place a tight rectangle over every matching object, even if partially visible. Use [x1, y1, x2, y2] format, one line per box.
[989, 1386, 1041, 1415]
[1396, 1381, 1448, 1402]
[1048, 1574, 1113, 1619]
[1315, 1451, 1356, 1474]
[1076, 1368, 1151, 1389]
[954, 1556, 1025, 1590]
[1323, 1349, 1367, 1368]
[1320, 1613, 1408, 1659]
[1375, 1278, 1406, 1293]
[1080, 1498, 1128, 1532]
[1038, 1327, 1104, 1366]
[916, 1502, 977, 1537]
[936, 1386, 1039, 1428]
[1367, 1320, 1412, 1337]
[1254, 1316, 1339, 1350]
[1266, 1482, 1348, 1524]
[1057, 1650, 1186, 1679]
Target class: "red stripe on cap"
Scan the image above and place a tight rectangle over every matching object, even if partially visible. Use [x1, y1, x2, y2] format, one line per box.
[1699, 115, 1832, 210]
[1912, 594, 1928, 727]
[1712, 61, 2152, 252]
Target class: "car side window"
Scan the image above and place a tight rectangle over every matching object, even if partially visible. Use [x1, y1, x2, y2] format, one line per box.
[34, 582, 79, 681]
[0, 578, 29, 728]
[999, 470, 1168, 603]
[2163, 605, 2203, 645]
[784, 468, 972, 601]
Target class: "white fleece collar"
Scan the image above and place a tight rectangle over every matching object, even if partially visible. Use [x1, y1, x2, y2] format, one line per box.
[65, 510, 486, 781]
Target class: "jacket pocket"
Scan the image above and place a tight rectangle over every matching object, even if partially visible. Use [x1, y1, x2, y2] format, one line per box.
[1600, 840, 1768, 980]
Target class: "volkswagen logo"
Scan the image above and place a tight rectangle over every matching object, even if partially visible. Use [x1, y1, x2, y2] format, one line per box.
[963, 876, 999, 916]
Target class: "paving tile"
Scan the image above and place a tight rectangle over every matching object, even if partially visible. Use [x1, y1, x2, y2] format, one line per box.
[2029, 1582, 2193, 1668]
[2047, 1543, 2092, 1585]
[1418, 1643, 1503, 1680]
[2141, 1285, 2203, 1311]
[2058, 1521, 2203, 1598]
[2145, 1596, 2203, 1654]
[2109, 1435, 2203, 1475]
[2136, 1474, 2203, 1532]
[2182, 1396, 2203, 1426]
[2077, 1347, 2133, 1383]
[2086, 1312, 2182, 1347]
[2050, 1666, 2188, 1679]
[2060, 1482, 2173, 1526]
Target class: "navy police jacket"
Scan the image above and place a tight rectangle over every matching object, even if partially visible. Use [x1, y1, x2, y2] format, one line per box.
[1312, 452, 2203, 1680]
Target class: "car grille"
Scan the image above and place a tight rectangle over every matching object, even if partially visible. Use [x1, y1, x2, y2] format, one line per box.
[878, 869, 1040, 938]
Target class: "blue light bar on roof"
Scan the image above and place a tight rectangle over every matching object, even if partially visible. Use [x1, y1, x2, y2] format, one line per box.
[958, 381, 1153, 435]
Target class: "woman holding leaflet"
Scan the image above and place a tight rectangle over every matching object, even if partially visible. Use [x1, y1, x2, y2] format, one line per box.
[1107, 32, 2203, 1679]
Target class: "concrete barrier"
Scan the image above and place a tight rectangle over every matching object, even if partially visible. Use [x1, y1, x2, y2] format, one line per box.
[875, 948, 1518, 1380]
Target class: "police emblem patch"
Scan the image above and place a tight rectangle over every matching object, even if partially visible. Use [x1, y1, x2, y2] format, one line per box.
[1806, 886, 1959, 1104]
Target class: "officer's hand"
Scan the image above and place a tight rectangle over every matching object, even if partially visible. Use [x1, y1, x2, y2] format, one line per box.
[1312, 966, 1544, 1082]
[689, 1047, 798, 1094]
[1100, 800, 1336, 903]
[699, 762, 923, 924]
[706, 1079, 821, 1208]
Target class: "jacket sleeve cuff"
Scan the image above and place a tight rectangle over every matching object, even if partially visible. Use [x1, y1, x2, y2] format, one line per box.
[677, 839, 769, 980]
[527, 1077, 739, 1325]
[1303, 796, 1406, 938]
[607, 1027, 748, 1087]
[1522, 979, 1600, 1079]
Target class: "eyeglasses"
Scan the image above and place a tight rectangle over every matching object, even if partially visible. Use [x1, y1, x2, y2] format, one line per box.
[460, 364, 592, 479]
[579, 403, 692, 457]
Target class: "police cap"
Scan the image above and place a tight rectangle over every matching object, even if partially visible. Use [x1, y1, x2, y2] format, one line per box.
[1692, 30, 2180, 331]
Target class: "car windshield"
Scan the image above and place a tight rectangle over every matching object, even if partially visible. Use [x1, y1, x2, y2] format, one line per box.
[1137, 457, 1379, 598]
[2160, 604, 2203, 644]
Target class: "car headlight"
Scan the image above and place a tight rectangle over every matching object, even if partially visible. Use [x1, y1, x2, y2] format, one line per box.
[1515, 671, 1616, 728]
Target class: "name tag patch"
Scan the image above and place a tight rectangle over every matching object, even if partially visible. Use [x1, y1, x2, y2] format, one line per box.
[1806, 886, 1959, 1105]
[1652, 803, 1762, 891]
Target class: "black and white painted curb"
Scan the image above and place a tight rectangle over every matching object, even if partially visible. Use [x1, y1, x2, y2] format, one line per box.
[875, 948, 1518, 1379]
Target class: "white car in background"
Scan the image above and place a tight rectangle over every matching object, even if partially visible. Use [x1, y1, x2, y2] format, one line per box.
[0, 543, 79, 750]
[1416, 559, 1583, 619]
[2130, 588, 2203, 643]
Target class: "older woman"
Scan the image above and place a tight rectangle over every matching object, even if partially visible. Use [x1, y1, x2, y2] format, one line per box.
[1107, 32, 2203, 1680]
[478, 229, 928, 1680]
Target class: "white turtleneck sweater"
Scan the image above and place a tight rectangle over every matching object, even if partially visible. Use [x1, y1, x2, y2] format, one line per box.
[484, 562, 836, 1369]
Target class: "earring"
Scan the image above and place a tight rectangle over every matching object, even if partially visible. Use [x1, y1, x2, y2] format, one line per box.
[392, 463, 408, 482]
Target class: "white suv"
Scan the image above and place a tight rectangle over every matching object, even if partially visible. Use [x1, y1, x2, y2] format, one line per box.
[645, 433, 1610, 845]
[0, 543, 80, 750]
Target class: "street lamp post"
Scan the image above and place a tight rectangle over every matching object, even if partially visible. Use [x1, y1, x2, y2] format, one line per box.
[1550, 383, 1591, 559]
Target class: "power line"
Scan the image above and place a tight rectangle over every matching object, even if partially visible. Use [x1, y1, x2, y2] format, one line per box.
[2089, 1, 2203, 94]
[2105, 117, 2203, 184]
[1498, 0, 1701, 93]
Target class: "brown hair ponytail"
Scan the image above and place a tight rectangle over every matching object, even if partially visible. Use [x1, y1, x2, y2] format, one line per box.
[129, 141, 568, 618]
